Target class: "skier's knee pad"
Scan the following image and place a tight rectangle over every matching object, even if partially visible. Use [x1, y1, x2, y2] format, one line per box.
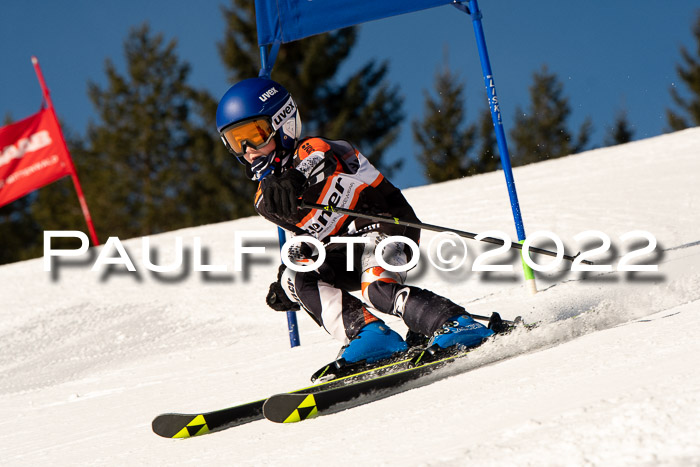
[360, 266, 405, 308]
[359, 233, 411, 274]
[360, 232, 408, 309]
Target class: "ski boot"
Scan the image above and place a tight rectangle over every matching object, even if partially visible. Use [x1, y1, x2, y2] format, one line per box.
[340, 321, 408, 363]
[429, 314, 494, 349]
[311, 322, 409, 383]
[411, 314, 494, 365]
[405, 329, 430, 348]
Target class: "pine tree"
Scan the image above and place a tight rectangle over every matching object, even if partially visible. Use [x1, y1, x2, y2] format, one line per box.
[667, 11, 700, 130]
[1, 24, 260, 264]
[510, 65, 592, 166]
[0, 196, 42, 264]
[218, 0, 404, 175]
[604, 109, 634, 146]
[471, 108, 500, 175]
[412, 58, 476, 183]
[180, 89, 257, 225]
[54, 24, 255, 240]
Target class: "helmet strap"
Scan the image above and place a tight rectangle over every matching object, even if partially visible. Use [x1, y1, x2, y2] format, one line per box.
[242, 135, 295, 181]
[250, 150, 276, 180]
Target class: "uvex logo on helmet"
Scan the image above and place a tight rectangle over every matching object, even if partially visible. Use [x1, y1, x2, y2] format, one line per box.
[259, 87, 278, 102]
[272, 98, 296, 129]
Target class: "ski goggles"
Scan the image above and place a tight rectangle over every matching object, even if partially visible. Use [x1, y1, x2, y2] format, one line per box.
[221, 118, 276, 156]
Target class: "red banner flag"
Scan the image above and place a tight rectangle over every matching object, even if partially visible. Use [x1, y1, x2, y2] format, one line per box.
[0, 56, 99, 246]
[0, 108, 74, 206]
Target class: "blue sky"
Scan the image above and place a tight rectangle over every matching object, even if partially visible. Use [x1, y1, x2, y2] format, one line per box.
[2, 1, 698, 189]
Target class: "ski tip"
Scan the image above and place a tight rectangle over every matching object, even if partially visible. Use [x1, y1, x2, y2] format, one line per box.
[263, 393, 319, 424]
[152, 414, 210, 439]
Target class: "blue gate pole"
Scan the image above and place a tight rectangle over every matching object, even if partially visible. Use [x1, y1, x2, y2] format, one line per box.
[278, 228, 301, 347]
[456, 0, 537, 294]
[259, 44, 301, 346]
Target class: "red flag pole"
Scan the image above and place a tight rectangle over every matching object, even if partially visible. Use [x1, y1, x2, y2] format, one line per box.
[31, 56, 100, 246]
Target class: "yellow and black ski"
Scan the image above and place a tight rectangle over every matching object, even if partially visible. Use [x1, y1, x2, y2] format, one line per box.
[152, 352, 420, 438]
[153, 313, 529, 436]
[262, 346, 477, 424]
[152, 399, 267, 438]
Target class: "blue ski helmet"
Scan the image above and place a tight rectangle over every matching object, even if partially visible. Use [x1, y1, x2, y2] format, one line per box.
[216, 78, 302, 179]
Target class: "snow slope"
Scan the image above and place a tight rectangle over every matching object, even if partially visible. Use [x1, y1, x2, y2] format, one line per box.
[1, 128, 700, 466]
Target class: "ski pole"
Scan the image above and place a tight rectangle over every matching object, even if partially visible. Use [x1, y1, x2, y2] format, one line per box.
[470, 312, 506, 324]
[300, 201, 593, 265]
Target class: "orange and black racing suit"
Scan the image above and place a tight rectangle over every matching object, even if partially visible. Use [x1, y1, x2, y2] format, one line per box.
[255, 137, 465, 344]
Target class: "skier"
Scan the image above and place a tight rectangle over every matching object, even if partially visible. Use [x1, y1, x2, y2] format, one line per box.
[216, 77, 495, 365]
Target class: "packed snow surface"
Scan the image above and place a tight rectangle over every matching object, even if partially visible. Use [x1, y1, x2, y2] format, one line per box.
[2, 128, 700, 466]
